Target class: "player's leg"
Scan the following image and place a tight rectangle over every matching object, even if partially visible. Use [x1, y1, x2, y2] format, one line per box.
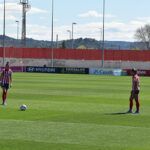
[127, 91, 134, 113]
[135, 91, 140, 113]
[2, 88, 8, 105]
[2, 88, 6, 105]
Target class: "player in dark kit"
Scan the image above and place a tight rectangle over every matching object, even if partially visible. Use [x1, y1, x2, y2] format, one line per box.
[127, 68, 140, 114]
[0, 62, 12, 105]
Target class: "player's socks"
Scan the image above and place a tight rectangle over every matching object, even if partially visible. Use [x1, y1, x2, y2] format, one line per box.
[2, 92, 5, 104]
[136, 100, 140, 113]
[129, 100, 133, 112]
[2, 92, 7, 105]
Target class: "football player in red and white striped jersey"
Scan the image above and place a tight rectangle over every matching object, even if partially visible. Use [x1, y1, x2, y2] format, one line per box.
[0, 62, 12, 105]
[127, 68, 140, 114]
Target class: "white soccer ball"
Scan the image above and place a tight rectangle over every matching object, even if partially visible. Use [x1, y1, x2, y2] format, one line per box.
[20, 104, 27, 111]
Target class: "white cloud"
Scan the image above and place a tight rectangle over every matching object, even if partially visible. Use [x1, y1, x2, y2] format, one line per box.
[78, 10, 115, 18]
[136, 17, 150, 22]
[0, 3, 19, 21]
[79, 10, 102, 18]
[0, 2, 49, 37]
[0, 2, 48, 21]
[1, 2, 150, 42]
[6, 17, 149, 42]
[8, 21, 134, 41]
[28, 7, 48, 14]
[56, 18, 149, 41]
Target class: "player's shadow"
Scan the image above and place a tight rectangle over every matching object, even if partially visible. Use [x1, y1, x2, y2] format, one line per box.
[105, 112, 129, 115]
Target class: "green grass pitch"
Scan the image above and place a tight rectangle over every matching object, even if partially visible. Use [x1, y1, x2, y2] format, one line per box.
[0, 73, 150, 150]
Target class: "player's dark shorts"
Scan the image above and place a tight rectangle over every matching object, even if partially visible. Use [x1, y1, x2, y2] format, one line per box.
[1, 83, 10, 90]
[131, 90, 139, 95]
[130, 90, 140, 99]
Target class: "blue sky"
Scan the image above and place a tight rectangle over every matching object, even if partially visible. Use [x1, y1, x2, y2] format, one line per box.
[0, 0, 150, 41]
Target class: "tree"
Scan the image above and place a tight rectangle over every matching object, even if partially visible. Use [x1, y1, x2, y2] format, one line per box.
[61, 41, 66, 49]
[134, 24, 150, 50]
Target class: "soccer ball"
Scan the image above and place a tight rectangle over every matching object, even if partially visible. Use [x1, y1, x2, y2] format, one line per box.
[20, 104, 27, 111]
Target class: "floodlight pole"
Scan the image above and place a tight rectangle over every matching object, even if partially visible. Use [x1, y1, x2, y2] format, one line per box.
[72, 22, 77, 49]
[3, 0, 6, 67]
[98, 28, 102, 49]
[51, 0, 54, 67]
[101, 0, 105, 68]
[15, 20, 19, 40]
[56, 34, 58, 48]
[20, 0, 31, 47]
[67, 30, 71, 40]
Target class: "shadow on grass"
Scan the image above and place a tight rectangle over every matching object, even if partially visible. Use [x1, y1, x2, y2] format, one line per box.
[104, 112, 129, 115]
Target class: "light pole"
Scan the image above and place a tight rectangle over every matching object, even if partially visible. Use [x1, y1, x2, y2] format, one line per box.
[101, 0, 105, 68]
[67, 30, 71, 40]
[20, 0, 31, 47]
[56, 34, 58, 48]
[98, 28, 102, 49]
[72, 22, 77, 49]
[3, 0, 6, 67]
[51, 0, 54, 67]
[15, 20, 19, 40]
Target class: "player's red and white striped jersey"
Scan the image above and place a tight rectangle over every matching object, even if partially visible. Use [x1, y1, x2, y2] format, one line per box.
[132, 74, 140, 91]
[1, 69, 12, 84]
